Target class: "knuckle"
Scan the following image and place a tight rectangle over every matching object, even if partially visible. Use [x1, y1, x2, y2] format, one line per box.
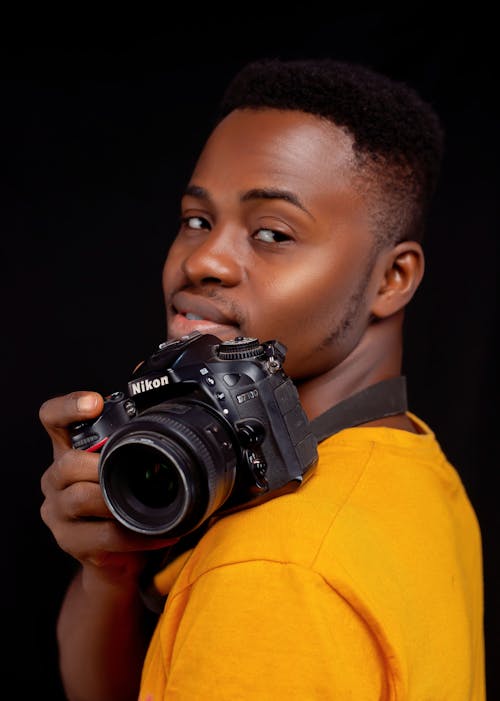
[58, 449, 76, 472]
[40, 468, 51, 496]
[39, 499, 51, 526]
[65, 481, 99, 519]
[95, 520, 120, 550]
[38, 398, 53, 425]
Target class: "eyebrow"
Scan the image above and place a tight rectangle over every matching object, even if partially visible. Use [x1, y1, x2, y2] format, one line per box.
[184, 184, 314, 219]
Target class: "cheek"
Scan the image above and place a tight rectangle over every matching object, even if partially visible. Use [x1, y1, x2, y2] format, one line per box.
[248, 278, 335, 371]
[162, 246, 183, 293]
[254, 257, 369, 377]
[259, 260, 343, 330]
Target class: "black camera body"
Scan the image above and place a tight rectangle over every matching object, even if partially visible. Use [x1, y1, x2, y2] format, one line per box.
[71, 331, 318, 539]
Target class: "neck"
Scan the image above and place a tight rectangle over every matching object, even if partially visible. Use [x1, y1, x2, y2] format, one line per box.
[296, 314, 404, 423]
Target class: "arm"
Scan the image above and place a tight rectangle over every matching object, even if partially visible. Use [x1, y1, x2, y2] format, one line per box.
[56, 562, 156, 701]
[39, 391, 173, 701]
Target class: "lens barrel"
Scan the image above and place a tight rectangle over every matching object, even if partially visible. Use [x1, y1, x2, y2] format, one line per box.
[98, 402, 237, 537]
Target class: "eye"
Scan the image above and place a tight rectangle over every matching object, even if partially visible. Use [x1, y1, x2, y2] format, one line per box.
[253, 228, 292, 243]
[180, 215, 211, 231]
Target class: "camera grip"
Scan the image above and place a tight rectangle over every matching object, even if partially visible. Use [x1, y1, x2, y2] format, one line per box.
[70, 392, 137, 451]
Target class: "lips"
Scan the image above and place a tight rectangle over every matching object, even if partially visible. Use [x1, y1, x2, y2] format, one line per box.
[168, 291, 241, 340]
[172, 291, 237, 325]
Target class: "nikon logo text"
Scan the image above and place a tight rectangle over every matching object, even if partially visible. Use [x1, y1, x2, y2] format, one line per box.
[130, 376, 169, 396]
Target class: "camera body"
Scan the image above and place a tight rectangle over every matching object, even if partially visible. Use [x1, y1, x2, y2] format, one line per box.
[71, 331, 318, 539]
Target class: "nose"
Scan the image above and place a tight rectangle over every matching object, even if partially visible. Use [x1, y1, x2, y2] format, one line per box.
[181, 230, 243, 287]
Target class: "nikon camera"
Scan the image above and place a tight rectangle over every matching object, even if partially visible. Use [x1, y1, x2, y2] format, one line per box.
[70, 331, 318, 539]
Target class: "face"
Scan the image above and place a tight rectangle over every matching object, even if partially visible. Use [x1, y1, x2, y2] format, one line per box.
[163, 108, 380, 381]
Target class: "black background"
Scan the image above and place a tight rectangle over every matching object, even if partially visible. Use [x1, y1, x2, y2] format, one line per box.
[2, 13, 498, 698]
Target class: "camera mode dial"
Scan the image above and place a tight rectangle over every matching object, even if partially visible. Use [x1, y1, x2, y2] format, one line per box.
[216, 337, 263, 360]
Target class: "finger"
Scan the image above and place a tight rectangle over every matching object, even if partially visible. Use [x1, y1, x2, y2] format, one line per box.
[40, 451, 108, 530]
[41, 447, 100, 495]
[40, 475, 107, 526]
[40, 451, 178, 553]
[41, 499, 177, 563]
[39, 391, 104, 458]
[48, 487, 177, 553]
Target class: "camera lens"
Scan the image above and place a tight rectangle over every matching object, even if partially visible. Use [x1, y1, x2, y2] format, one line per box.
[98, 402, 237, 538]
[116, 444, 180, 509]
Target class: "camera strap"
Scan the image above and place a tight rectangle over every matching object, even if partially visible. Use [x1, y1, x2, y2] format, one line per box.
[308, 375, 408, 443]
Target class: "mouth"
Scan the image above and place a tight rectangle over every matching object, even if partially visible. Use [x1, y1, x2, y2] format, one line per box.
[168, 292, 241, 341]
[184, 312, 208, 321]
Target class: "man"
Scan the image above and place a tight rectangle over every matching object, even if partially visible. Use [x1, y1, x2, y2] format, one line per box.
[40, 58, 485, 700]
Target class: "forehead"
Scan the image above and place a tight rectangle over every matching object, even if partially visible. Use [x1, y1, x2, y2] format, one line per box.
[191, 108, 357, 201]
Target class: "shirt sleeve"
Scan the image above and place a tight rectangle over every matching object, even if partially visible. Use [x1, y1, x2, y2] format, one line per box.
[161, 559, 387, 700]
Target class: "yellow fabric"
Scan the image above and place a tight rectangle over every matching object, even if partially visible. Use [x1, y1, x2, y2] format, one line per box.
[139, 413, 485, 700]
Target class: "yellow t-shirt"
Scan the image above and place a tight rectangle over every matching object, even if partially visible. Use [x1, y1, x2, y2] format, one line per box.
[139, 414, 485, 700]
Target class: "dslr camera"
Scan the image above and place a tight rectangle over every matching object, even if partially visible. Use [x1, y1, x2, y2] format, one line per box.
[70, 331, 318, 539]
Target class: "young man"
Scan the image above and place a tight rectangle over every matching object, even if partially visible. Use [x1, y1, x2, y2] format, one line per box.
[39, 58, 485, 700]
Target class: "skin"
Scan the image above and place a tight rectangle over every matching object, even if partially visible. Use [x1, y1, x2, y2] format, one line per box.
[163, 109, 424, 422]
[39, 107, 424, 701]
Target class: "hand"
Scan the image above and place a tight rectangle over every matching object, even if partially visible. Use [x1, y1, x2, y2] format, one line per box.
[39, 391, 175, 585]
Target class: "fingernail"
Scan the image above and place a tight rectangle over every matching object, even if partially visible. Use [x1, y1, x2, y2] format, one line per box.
[77, 395, 98, 413]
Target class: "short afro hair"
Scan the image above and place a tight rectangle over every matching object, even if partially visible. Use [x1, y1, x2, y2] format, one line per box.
[216, 58, 445, 246]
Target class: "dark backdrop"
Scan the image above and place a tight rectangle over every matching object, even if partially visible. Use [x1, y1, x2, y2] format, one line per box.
[2, 14, 498, 699]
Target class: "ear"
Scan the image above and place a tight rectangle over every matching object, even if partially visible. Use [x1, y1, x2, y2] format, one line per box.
[370, 241, 425, 319]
